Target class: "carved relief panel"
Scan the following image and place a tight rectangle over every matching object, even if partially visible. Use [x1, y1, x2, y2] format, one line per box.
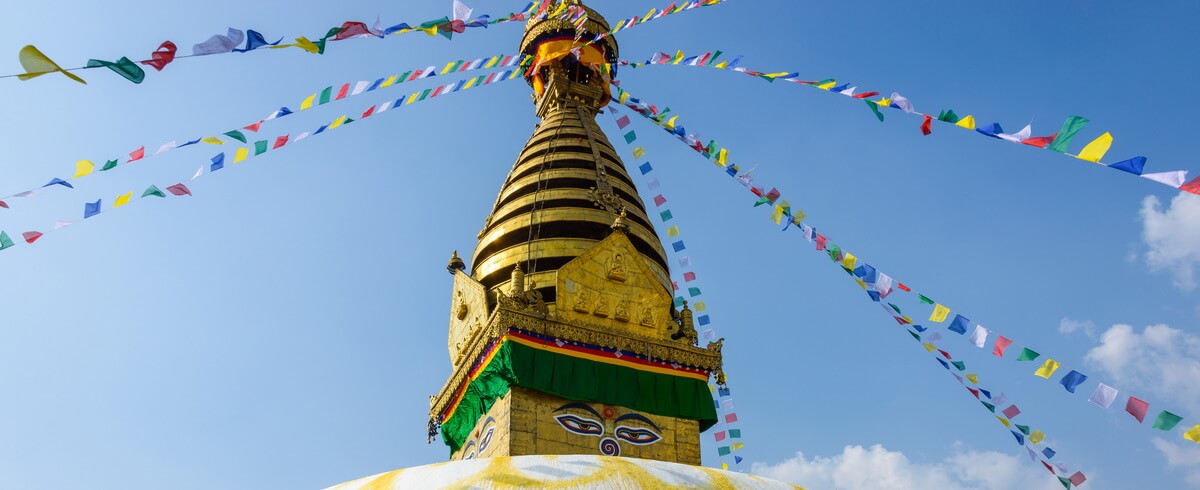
[556, 232, 673, 341]
[448, 271, 489, 366]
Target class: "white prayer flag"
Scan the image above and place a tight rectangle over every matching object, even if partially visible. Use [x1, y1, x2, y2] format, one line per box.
[155, 141, 177, 155]
[1142, 170, 1188, 188]
[54, 220, 73, 230]
[351, 80, 370, 96]
[969, 325, 989, 348]
[190, 166, 203, 181]
[452, 0, 473, 21]
[890, 92, 914, 113]
[1088, 383, 1118, 409]
[998, 124, 1032, 143]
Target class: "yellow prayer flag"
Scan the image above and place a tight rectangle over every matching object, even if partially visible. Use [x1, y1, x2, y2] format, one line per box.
[380, 75, 399, 87]
[421, 26, 438, 36]
[1029, 430, 1046, 445]
[716, 148, 728, 166]
[619, 92, 630, 104]
[878, 98, 892, 107]
[483, 56, 501, 69]
[713, 61, 729, 69]
[930, 304, 951, 322]
[73, 160, 94, 178]
[1034, 358, 1061, 378]
[665, 115, 679, 130]
[233, 147, 249, 163]
[721, 463, 728, 471]
[956, 115, 976, 130]
[855, 278, 867, 290]
[642, 8, 656, 21]
[113, 192, 132, 208]
[791, 210, 807, 226]
[667, 226, 680, 237]
[328, 115, 348, 129]
[902, 315, 914, 324]
[300, 94, 317, 110]
[922, 343, 937, 352]
[732, 443, 744, 451]
[1184, 424, 1200, 444]
[695, 301, 706, 312]
[771, 205, 785, 225]
[279, 37, 321, 54]
[441, 61, 457, 74]
[842, 252, 857, 270]
[671, 50, 684, 65]
[997, 416, 1011, 428]
[965, 374, 979, 384]
[406, 93, 419, 105]
[817, 80, 837, 90]
[1076, 132, 1113, 163]
[631, 147, 646, 159]
[463, 78, 478, 90]
[17, 45, 86, 84]
[201, 136, 224, 145]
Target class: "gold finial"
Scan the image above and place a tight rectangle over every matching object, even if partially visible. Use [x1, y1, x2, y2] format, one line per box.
[611, 207, 629, 232]
[447, 250, 466, 275]
[510, 264, 526, 296]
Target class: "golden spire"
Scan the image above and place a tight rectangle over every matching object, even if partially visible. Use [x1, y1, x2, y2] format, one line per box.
[470, 1, 670, 308]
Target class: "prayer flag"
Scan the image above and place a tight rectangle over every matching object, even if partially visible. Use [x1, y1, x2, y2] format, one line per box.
[84, 199, 102, 218]
[1003, 403, 1022, 420]
[1185, 425, 1200, 444]
[1043, 448, 1056, 459]
[1011, 430, 1024, 445]
[224, 130, 247, 143]
[688, 287, 701, 297]
[632, 147, 646, 159]
[1076, 132, 1113, 162]
[920, 115, 933, 135]
[865, 100, 884, 122]
[233, 30, 282, 52]
[667, 226, 680, 237]
[997, 416, 1010, 428]
[1022, 133, 1056, 148]
[1088, 383, 1118, 409]
[615, 115, 631, 129]
[714, 431, 726, 441]
[672, 240, 685, 252]
[993, 336, 1014, 357]
[1182, 175, 1200, 195]
[1017, 348, 1040, 361]
[717, 446, 731, 456]
[193, 28, 244, 55]
[166, 184, 192, 196]
[660, 210, 673, 221]
[113, 192, 132, 208]
[1152, 411, 1183, 431]
[929, 304, 950, 322]
[1059, 370, 1088, 393]
[1030, 430, 1045, 445]
[639, 162, 652, 174]
[210, 153, 225, 172]
[1108, 156, 1147, 175]
[273, 135, 289, 149]
[254, 140, 268, 155]
[981, 401, 996, 412]
[45, 178, 73, 189]
[732, 443, 744, 451]
[1069, 472, 1087, 487]
[128, 146, 145, 162]
[1047, 116, 1089, 153]
[966, 374, 979, 384]
[18, 45, 87, 84]
[1034, 359, 1061, 378]
[624, 131, 636, 143]
[948, 314, 970, 334]
[653, 194, 666, 206]
[1142, 171, 1188, 188]
[725, 413, 738, 423]
[142, 185, 165, 198]
[918, 294, 934, 305]
[0, 231, 13, 250]
[728, 429, 741, 438]
[100, 159, 119, 171]
[21, 231, 42, 244]
[1126, 396, 1149, 423]
[74, 160, 94, 178]
[234, 148, 249, 163]
[85, 57, 146, 84]
[956, 115, 976, 130]
[969, 325, 988, 348]
[951, 361, 966, 371]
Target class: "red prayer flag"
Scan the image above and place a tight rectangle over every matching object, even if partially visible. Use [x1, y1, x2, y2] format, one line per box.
[920, 115, 933, 135]
[672, 281, 678, 291]
[361, 105, 376, 118]
[333, 21, 374, 40]
[653, 194, 666, 206]
[1002, 405, 1021, 419]
[0, 200, 8, 209]
[1180, 175, 1200, 195]
[1042, 461, 1056, 474]
[335, 83, 350, 100]
[1021, 133, 1057, 148]
[408, 70, 424, 82]
[139, 41, 177, 71]
[272, 135, 289, 149]
[1069, 472, 1087, 486]
[1126, 396, 1150, 423]
[166, 183, 192, 196]
[765, 188, 781, 203]
[22, 231, 42, 243]
[714, 431, 726, 442]
[243, 121, 263, 132]
[993, 336, 1014, 357]
[127, 146, 145, 162]
[938, 349, 952, 360]
[430, 85, 445, 97]
[615, 115, 631, 129]
[897, 283, 911, 292]
[724, 413, 738, 424]
[851, 91, 880, 99]
[815, 234, 828, 251]
[683, 271, 696, 282]
[967, 388, 980, 398]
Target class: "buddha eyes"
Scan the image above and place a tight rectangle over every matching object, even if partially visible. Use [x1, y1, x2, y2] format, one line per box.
[478, 426, 495, 451]
[554, 414, 604, 436]
[614, 426, 661, 445]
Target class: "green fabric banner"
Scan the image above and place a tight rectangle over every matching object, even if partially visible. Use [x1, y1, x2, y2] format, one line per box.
[439, 338, 717, 453]
[1047, 115, 1090, 153]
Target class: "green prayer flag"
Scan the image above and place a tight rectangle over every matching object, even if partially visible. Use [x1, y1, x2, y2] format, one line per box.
[752, 196, 771, 207]
[224, 130, 247, 143]
[951, 361, 966, 371]
[1047, 115, 1090, 153]
[141, 185, 166, 198]
[918, 294, 935, 305]
[1152, 411, 1183, 431]
[937, 109, 960, 123]
[254, 140, 268, 155]
[728, 429, 741, 438]
[85, 57, 145, 84]
[674, 296, 684, 307]
[981, 401, 996, 412]
[396, 71, 412, 83]
[1016, 348, 1040, 361]
[865, 100, 885, 122]
[815, 78, 834, 86]
[418, 88, 432, 101]
[1058, 476, 1073, 489]
[0, 231, 14, 250]
[100, 159, 118, 171]
[707, 51, 723, 66]
[624, 131, 636, 143]
[888, 303, 902, 314]
[319, 86, 333, 104]
[717, 446, 732, 456]
[908, 330, 921, 341]
[660, 210, 673, 222]
[1015, 424, 1031, 435]
[687, 287, 702, 297]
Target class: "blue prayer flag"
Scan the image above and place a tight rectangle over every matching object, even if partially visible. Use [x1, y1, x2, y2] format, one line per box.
[1011, 430, 1024, 445]
[734, 456, 743, 464]
[829, 83, 849, 92]
[233, 30, 282, 52]
[718, 387, 730, 397]
[698, 315, 710, 326]
[1109, 156, 1147, 175]
[83, 199, 102, 219]
[178, 138, 201, 148]
[1060, 370, 1088, 393]
[210, 153, 225, 172]
[44, 178, 73, 189]
[672, 240, 685, 252]
[913, 325, 927, 332]
[639, 162, 653, 174]
[1043, 448, 1056, 459]
[976, 122, 1004, 138]
[949, 314, 970, 334]
[937, 358, 950, 370]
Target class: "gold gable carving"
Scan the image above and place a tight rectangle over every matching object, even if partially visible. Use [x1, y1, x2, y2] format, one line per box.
[448, 271, 489, 366]
[556, 231, 673, 341]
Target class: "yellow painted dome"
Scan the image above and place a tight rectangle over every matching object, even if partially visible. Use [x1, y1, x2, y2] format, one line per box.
[325, 455, 803, 490]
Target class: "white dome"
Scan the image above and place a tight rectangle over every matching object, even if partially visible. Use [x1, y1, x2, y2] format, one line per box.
[325, 454, 803, 489]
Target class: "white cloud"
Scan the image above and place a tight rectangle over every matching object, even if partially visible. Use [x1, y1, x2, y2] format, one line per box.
[1153, 438, 1200, 487]
[1059, 317, 1096, 338]
[1139, 193, 1200, 291]
[1084, 324, 1200, 414]
[750, 444, 1063, 490]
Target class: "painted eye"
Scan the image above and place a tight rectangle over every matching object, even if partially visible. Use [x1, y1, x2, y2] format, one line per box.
[464, 450, 477, 460]
[614, 426, 661, 445]
[461, 440, 476, 460]
[478, 426, 495, 451]
[554, 414, 604, 436]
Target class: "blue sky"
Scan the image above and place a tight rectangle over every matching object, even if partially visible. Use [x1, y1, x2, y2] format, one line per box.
[2, 1, 1199, 489]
